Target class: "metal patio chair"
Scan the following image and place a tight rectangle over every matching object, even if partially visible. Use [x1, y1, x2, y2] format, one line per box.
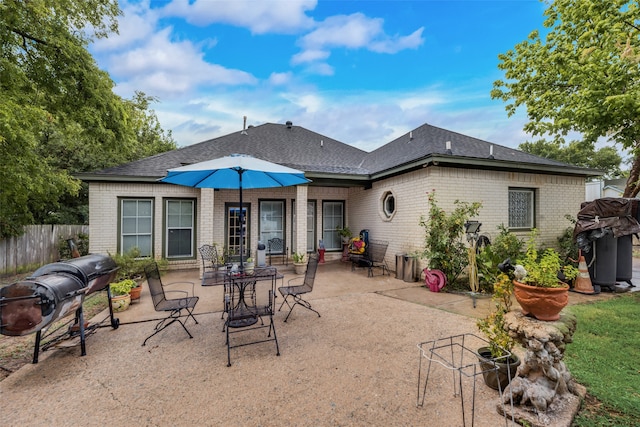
[351, 240, 390, 277]
[142, 262, 199, 346]
[225, 267, 280, 366]
[278, 254, 320, 322]
[267, 237, 288, 265]
[198, 244, 220, 272]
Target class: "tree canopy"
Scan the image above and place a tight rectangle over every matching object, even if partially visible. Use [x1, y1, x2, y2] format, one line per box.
[492, 0, 640, 196]
[519, 140, 624, 179]
[0, 0, 176, 238]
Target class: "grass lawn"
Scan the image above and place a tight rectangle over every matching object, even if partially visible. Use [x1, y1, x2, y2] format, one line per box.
[565, 292, 640, 426]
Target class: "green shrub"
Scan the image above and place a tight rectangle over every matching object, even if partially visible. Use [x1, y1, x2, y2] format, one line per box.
[419, 191, 482, 286]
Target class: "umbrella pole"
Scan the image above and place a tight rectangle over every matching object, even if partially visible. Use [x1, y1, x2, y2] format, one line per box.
[238, 169, 244, 271]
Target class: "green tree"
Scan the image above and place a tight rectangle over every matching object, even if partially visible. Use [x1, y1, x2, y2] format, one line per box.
[492, 0, 640, 196]
[519, 140, 623, 179]
[0, 1, 176, 236]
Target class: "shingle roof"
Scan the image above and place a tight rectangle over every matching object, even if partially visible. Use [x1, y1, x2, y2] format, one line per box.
[362, 123, 572, 173]
[81, 122, 599, 181]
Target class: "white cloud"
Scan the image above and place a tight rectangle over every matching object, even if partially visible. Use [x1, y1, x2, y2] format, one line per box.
[294, 13, 424, 65]
[106, 27, 257, 98]
[304, 62, 334, 76]
[92, 0, 159, 51]
[291, 49, 330, 65]
[161, 0, 317, 34]
[268, 72, 293, 86]
[300, 13, 384, 49]
[370, 27, 425, 54]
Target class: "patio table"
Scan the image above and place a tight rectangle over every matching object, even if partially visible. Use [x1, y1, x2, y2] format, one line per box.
[221, 266, 283, 365]
[202, 267, 283, 323]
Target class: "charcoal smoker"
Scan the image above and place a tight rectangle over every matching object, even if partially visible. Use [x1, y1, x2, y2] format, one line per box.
[0, 254, 120, 363]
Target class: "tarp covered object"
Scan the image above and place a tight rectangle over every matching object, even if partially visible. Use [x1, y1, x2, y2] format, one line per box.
[573, 197, 640, 252]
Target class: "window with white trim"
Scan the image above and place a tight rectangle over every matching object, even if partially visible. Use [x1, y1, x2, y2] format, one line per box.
[259, 200, 285, 243]
[120, 199, 153, 257]
[322, 201, 344, 250]
[165, 199, 194, 258]
[508, 188, 535, 229]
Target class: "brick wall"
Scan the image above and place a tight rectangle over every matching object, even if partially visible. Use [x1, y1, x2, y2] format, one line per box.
[89, 166, 584, 272]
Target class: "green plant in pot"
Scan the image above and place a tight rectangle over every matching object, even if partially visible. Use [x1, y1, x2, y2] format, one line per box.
[109, 279, 135, 312]
[244, 257, 255, 275]
[513, 229, 578, 321]
[336, 226, 352, 244]
[110, 248, 167, 301]
[292, 252, 306, 274]
[477, 271, 521, 390]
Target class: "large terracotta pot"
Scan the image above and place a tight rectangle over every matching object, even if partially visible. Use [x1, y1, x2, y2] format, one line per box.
[513, 280, 569, 321]
[129, 285, 142, 301]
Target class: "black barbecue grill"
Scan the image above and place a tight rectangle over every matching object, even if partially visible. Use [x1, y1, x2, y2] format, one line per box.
[0, 254, 120, 363]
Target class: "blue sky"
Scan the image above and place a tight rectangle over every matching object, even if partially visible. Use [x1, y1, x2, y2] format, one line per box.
[90, 0, 549, 151]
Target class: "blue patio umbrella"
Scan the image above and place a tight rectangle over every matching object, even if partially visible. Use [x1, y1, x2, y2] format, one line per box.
[159, 154, 311, 269]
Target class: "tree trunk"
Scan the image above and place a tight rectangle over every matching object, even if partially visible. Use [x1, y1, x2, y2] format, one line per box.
[623, 145, 640, 198]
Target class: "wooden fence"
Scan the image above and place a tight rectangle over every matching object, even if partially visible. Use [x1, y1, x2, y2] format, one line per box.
[0, 224, 89, 276]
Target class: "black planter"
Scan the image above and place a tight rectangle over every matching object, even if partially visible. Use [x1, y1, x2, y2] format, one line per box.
[477, 347, 520, 391]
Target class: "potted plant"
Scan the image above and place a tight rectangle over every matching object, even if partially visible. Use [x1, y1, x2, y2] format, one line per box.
[244, 257, 255, 275]
[109, 279, 135, 312]
[336, 226, 352, 244]
[292, 252, 306, 274]
[110, 248, 167, 302]
[476, 271, 521, 390]
[512, 229, 578, 321]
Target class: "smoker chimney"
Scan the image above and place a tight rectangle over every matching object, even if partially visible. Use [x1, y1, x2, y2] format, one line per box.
[286, 120, 293, 129]
[488, 145, 495, 159]
[445, 140, 452, 155]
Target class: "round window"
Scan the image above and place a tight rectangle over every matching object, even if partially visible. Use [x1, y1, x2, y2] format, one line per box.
[381, 191, 396, 220]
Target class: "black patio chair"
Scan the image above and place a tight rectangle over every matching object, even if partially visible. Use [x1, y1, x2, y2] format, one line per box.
[267, 237, 288, 265]
[225, 267, 280, 366]
[142, 262, 199, 346]
[278, 254, 320, 322]
[198, 244, 220, 272]
[351, 240, 390, 277]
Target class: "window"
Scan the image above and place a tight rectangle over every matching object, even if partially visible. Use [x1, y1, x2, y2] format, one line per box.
[306, 200, 316, 252]
[381, 191, 396, 220]
[259, 200, 285, 243]
[120, 199, 153, 257]
[322, 201, 344, 250]
[165, 199, 194, 258]
[509, 188, 535, 229]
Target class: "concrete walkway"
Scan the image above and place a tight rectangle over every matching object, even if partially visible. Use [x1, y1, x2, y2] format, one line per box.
[1, 258, 637, 427]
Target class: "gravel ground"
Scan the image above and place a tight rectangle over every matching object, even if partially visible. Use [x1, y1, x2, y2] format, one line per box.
[0, 290, 510, 427]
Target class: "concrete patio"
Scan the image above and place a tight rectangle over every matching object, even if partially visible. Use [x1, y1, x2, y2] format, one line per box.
[1, 258, 636, 426]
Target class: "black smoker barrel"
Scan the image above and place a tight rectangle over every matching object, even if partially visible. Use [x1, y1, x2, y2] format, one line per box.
[0, 254, 119, 362]
[30, 254, 118, 295]
[0, 274, 85, 336]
